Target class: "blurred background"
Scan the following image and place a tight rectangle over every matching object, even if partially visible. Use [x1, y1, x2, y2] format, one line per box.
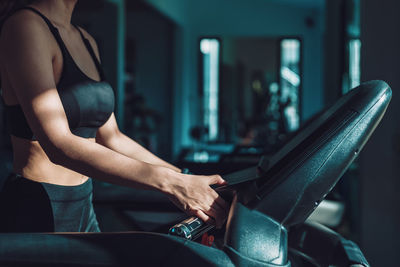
[0, 0, 399, 266]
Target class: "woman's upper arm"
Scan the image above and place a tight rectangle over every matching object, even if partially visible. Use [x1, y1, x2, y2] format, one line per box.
[96, 113, 120, 146]
[1, 13, 71, 150]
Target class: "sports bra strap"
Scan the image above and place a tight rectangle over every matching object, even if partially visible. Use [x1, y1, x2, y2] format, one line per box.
[14, 6, 105, 81]
[14, 6, 70, 62]
[73, 25, 105, 81]
[17, 6, 60, 37]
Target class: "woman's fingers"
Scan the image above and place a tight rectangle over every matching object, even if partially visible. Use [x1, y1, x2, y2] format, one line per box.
[204, 206, 225, 228]
[194, 203, 224, 228]
[207, 188, 229, 210]
[201, 193, 229, 228]
[203, 176, 230, 227]
[194, 209, 215, 225]
[214, 194, 229, 211]
[168, 173, 230, 228]
[207, 175, 227, 186]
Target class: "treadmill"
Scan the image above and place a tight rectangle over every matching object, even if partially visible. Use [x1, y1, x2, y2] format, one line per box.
[0, 80, 391, 266]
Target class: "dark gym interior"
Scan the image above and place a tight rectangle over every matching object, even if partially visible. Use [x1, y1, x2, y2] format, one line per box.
[0, 0, 399, 266]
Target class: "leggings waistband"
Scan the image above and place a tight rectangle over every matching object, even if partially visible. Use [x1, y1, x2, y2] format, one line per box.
[6, 173, 93, 202]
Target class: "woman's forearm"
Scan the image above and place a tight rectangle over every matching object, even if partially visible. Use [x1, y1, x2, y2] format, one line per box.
[44, 134, 228, 226]
[46, 134, 179, 193]
[96, 131, 181, 173]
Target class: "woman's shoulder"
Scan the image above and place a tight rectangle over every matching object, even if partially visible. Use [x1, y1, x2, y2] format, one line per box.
[0, 9, 56, 73]
[1, 9, 53, 45]
[0, 9, 55, 55]
[2, 9, 48, 33]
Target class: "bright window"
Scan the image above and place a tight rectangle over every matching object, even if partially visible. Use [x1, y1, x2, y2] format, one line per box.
[280, 39, 301, 132]
[200, 38, 220, 141]
[349, 39, 361, 90]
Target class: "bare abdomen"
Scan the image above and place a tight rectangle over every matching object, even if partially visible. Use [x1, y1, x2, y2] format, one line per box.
[11, 135, 94, 186]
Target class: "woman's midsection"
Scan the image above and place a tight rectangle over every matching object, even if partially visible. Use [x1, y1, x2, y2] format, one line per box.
[11, 135, 95, 186]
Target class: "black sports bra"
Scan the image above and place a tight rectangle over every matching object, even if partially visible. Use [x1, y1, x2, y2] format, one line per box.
[2, 7, 115, 140]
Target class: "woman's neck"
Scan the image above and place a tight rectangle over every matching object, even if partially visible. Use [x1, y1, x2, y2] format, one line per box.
[30, 0, 77, 28]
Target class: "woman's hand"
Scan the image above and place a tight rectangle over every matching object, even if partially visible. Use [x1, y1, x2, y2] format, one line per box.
[166, 172, 229, 228]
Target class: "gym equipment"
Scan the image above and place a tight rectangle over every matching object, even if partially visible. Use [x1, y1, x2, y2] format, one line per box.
[0, 80, 391, 266]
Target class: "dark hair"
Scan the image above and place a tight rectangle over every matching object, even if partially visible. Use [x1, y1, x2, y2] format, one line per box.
[0, 0, 35, 25]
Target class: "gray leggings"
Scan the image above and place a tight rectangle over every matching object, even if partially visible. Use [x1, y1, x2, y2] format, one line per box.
[0, 174, 100, 233]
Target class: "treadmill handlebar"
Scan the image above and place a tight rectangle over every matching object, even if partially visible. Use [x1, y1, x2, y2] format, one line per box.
[169, 217, 214, 240]
[168, 185, 236, 240]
